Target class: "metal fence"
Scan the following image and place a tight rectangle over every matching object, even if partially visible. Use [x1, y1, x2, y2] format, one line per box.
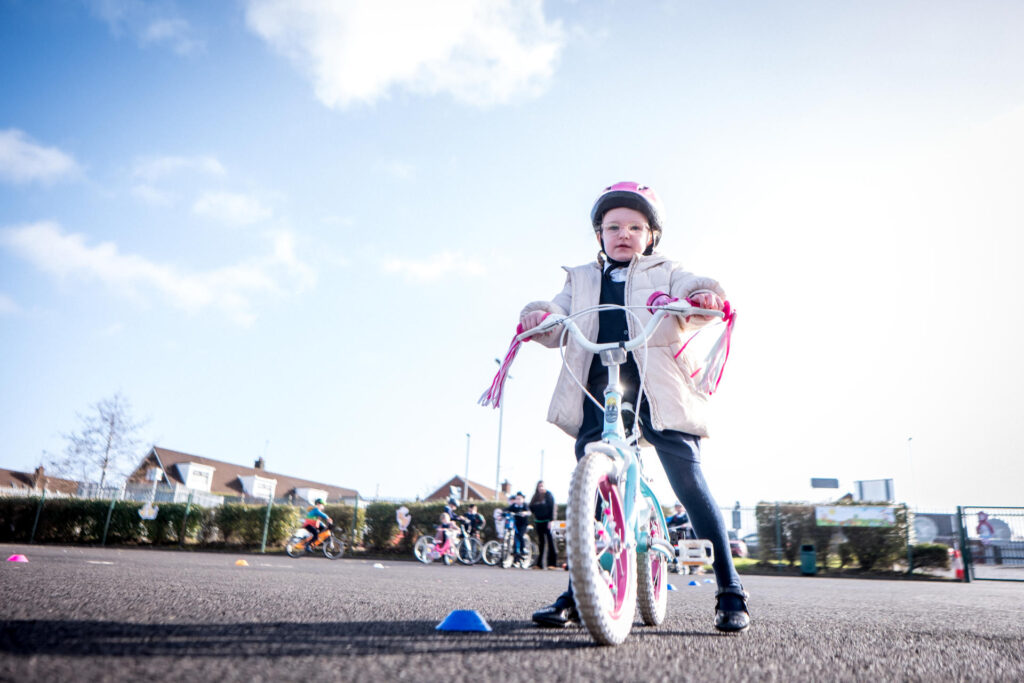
[958, 506, 1024, 583]
[76, 482, 225, 508]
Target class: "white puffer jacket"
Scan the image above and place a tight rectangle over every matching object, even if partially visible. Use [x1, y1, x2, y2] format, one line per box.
[521, 253, 726, 439]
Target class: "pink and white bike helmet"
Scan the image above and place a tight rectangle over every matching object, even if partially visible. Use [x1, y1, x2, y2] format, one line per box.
[590, 181, 665, 252]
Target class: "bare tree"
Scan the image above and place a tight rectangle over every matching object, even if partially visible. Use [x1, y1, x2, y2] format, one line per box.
[48, 393, 148, 487]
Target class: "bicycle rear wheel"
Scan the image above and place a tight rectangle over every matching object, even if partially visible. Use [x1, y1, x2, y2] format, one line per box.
[414, 535, 435, 564]
[637, 498, 668, 625]
[482, 540, 502, 566]
[567, 451, 636, 646]
[323, 534, 344, 560]
[285, 534, 305, 558]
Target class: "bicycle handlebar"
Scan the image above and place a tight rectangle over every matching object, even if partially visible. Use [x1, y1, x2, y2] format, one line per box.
[517, 302, 725, 352]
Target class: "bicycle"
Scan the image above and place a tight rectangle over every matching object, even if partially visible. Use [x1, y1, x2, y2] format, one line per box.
[414, 532, 458, 565]
[285, 522, 344, 560]
[454, 519, 484, 565]
[483, 511, 536, 568]
[505, 300, 724, 644]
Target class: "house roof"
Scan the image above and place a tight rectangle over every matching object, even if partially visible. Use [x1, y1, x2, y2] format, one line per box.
[127, 446, 359, 501]
[424, 476, 499, 502]
[0, 466, 79, 495]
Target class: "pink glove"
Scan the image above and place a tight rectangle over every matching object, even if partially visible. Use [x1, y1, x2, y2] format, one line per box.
[646, 291, 677, 313]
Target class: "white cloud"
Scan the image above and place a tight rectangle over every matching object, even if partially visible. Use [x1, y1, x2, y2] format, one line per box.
[0, 129, 80, 185]
[193, 191, 273, 226]
[0, 221, 313, 325]
[88, 0, 204, 55]
[131, 155, 225, 206]
[0, 293, 20, 315]
[132, 155, 225, 183]
[244, 0, 565, 108]
[380, 250, 485, 282]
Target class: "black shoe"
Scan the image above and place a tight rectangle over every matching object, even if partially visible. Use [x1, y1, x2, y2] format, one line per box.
[532, 593, 579, 628]
[714, 588, 750, 633]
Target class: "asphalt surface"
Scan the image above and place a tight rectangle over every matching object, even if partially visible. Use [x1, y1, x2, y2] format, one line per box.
[2, 543, 1023, 682]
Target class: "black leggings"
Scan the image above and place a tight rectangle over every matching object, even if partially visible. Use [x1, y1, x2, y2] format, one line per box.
[573, 397, 742, 593]
[535, 521, 557, 567]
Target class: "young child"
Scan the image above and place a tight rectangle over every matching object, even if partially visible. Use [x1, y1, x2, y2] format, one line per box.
[434, 511, 456, 554]
[518, 181, 748, 633]
[303, 498, 332, 550]
[506, 492, 531, 566]
[464, 504, 486, 539]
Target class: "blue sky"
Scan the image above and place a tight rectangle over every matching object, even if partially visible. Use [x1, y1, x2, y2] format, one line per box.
[2, 0, 1023, 513]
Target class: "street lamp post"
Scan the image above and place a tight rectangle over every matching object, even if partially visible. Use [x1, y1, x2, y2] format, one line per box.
[906, 436, 914, 509]
[464, 433, 471, 501]
[494, 358, 507, 500]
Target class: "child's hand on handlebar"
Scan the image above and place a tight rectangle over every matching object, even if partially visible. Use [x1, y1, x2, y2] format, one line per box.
[686, 291, 724, 322]
[520, 310, 554, 338]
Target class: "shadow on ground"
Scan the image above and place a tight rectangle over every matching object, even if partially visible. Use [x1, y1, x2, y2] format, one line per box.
[0, 619, 623, 657]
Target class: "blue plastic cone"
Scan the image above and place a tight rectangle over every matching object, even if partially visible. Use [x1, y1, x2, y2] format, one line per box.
[688, 580, 700, 586]
[703, 578, 714, 584]
[436, 610, 492, 632]
[667, 583, 677, 591]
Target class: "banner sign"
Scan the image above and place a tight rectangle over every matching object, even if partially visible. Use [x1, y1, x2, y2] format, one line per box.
[815, 505, 896, 527]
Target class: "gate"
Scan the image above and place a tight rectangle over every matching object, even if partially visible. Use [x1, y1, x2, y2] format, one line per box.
[957, 506, 1024, 583]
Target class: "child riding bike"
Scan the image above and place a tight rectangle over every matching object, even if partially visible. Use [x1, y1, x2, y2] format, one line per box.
[433, 511, 457, 557]
[303, 498, 333, 551]
[513, 181, 748, 633]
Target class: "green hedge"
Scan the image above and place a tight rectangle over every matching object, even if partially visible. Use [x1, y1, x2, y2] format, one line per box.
[2, 495, 939, 573]
[0, 497, 352, 550]
[910, 543, 951, 572]
[755, 501, 911, 571]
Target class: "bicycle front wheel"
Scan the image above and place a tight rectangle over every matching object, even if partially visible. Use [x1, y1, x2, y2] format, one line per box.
[458, 537, 483, 565]
[500, 535, 515, 569]
[323, 534, 344, 560]
[637, 498, 668, 625]
[482, 540, 502, 566]
[414, 535, 435, 564]
[520, 535, 536, 569]
[567, 451, 637, 646]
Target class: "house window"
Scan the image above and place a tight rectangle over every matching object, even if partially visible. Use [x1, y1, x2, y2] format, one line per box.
[252, 479, 275, 500]
[189, 469, 211, 490]
[176, 462, 216, 493]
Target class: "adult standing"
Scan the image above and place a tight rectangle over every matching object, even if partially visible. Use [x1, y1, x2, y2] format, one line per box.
[530, 481, 558, 570]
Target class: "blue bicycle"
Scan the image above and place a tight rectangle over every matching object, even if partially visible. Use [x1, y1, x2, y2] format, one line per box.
[515, 301, 721, 645]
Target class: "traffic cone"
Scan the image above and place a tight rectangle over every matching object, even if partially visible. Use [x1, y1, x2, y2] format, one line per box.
[6, 554, 28, 562]
[951, 548, 964, 580]
[235, 559, 249, 567]
[436, 610, 492, 632]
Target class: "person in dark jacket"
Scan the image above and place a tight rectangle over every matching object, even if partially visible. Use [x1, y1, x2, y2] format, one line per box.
[506, 492, 531, 566]
[529, 481, 557, 569]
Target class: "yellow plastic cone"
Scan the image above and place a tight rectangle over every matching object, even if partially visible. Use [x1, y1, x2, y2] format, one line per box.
[235, 559, 249, 566]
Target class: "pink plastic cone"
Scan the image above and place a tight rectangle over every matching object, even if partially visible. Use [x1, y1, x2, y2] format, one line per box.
[7, 554, 28, 562]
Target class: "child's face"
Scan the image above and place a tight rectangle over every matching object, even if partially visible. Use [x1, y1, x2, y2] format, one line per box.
[598, 206, 653, 261]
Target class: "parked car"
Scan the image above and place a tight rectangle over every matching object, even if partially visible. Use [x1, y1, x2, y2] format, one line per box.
[728, 530, 748, 558]
[741, 532, 760, 558]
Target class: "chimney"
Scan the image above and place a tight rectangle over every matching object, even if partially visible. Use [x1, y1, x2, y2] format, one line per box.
[500, 479, 511, 499]
[32, 466, 46, 491]
[255, 457, 265, 470]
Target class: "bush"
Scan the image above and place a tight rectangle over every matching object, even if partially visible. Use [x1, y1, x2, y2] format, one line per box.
[910, 543, 951, 572]
[214, 503, 299, 547]
[842, 504, 908, 571]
